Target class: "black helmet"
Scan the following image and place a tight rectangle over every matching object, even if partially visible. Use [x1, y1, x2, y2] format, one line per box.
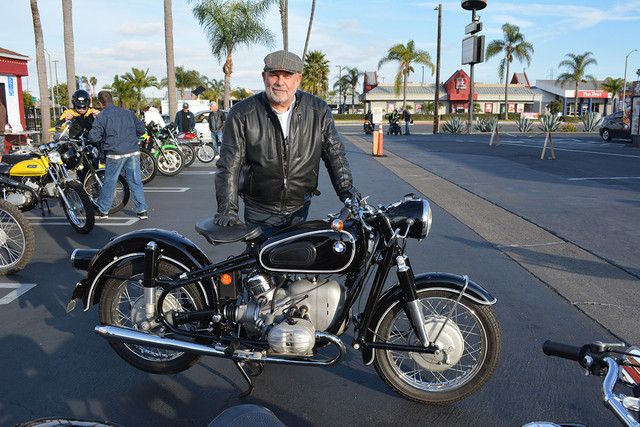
[72, 89, 91, 109]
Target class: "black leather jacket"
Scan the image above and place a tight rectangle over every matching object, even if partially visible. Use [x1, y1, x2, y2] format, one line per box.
[215, 90, 354, 216]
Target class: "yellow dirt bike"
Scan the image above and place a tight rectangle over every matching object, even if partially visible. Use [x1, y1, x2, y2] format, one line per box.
[0, 131, 95, 234]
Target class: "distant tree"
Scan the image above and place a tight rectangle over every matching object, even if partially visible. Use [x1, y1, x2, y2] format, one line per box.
[556, 52, 598, 116]
[122, 67, 159, 114]
[422, 101, 434, 114]
[342, 67, 363, 113]
[301, 50, 329, 96]
[89, 76, 97, 97]
[30, 0, 51, 139]
[600, 77, 624, 112]
[547, 99, 563, 114]
[62, 0, 75, 106]
[161, 66, 200, 100]
[103, 75, 135, 109]
[378, 40, 434, 108]
[332, 75, 349, 113]
[23, 91, 34, 108]
[230, 87, 252, 100]
[301, 0, 316, 60]
[485, 23, 534, 120]
[191, 0, 275, 109]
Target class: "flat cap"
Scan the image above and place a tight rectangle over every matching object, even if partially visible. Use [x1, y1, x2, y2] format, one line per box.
[263, 50, 303, 74]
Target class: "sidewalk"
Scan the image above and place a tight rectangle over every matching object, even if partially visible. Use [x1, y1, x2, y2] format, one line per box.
[344, 132, 640, 345]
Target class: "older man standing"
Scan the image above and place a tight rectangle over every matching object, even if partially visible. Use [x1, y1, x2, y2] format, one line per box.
[207, 101, 224, 157]
[214, 50, 357, 236]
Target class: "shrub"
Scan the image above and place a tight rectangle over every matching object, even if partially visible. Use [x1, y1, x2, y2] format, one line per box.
[474, 117, 499, 132]
[442, 116, 467, 134]
[560, 124, 578, 132]
[581, 112, 602, 132]
[516, 117, 534, 132]
[538, 114, 563, 132]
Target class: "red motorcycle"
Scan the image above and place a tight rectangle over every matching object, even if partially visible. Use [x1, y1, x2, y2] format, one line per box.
[176, 130, 217, 164]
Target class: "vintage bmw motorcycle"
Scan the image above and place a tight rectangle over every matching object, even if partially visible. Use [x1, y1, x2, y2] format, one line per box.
[68, 194, 502, 403]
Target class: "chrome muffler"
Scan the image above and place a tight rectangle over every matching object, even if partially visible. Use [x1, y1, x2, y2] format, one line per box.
[95, 325, 346, 367]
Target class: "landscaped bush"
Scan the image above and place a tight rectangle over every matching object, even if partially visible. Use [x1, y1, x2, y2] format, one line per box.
[581, 112, 602, 132]
[474, 117, 500, 132]
[560, 124, 578, 132]
[442, 116, 467, 134]
[516, 117, 534, 132]
[538, 114, 563, 132]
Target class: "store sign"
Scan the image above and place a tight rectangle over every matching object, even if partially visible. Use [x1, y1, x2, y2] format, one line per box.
[456, 77, 467, 89]
[8, 77, 14, 96]
[577, 90, 608, 98]
[508, 103, 516, 113]
[485, 103, 492, 113]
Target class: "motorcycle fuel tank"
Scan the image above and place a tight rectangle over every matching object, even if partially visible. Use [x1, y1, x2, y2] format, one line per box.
[259, 220, 364, 273]
[10, 158, 47, 177]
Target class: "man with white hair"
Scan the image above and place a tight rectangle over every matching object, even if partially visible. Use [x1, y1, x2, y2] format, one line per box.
[208, 101, 224, 157]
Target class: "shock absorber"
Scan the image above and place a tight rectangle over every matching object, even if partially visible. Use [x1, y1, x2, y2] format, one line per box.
[143, 241, 159, 320]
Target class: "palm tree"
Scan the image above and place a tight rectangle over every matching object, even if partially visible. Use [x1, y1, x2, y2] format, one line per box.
[191, 0, 275, 110]
[123, 68, 159, 114]
[30, 0, 50, 140]
[342, 67, 362, 113]
[600, 77, 624, 113]
[62, 0, 75, 107]
[165, 0, 178, 119]
[485, 23, 534, 120]
[333, 75, 349, 113]
[301, 50, 329, 96]
[301, 0, 316, 60]
[231, 87, 253, 101]
[556, 52, 598, 116]
[279, 0, 288, 50]
[103, 75, 135, 109]
[378, 40, 434, 109]
[201, 76, 224, 104]
[89, 76, 97, 97]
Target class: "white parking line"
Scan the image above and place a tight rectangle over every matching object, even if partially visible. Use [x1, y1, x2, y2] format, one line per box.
[26, 216, 138, 226]
[144, 187, 190, 192]
[568, 176, 640, 181]
[0, 283, 37, 305]
[180, 171, 216, 175]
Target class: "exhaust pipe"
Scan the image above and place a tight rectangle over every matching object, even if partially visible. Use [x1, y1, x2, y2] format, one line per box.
[95, 325, 345, 367]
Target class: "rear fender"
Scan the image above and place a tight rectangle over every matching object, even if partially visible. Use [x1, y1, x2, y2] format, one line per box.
[360, 272, 496, 365]
[75, 228, 214, 311]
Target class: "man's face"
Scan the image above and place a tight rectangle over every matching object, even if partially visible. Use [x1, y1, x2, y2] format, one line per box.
[210, 104, 218, 112]
[262, 70, 302, 111]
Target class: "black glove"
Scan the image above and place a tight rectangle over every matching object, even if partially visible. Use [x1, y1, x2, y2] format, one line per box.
[340, 187, 362, 204]
[213, 211, 243, 226]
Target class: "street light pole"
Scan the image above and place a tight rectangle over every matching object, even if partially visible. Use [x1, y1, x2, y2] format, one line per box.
[53, 59, 60, 117]
[623, 49, 638, 114]
[44, 48, 53, 119]
[433, 4, 442, 133]
[335, 65, 344, 113]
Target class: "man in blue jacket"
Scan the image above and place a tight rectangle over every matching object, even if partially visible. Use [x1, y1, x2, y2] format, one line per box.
[174, 102, 195, 132]
[89, 90, 148, 220]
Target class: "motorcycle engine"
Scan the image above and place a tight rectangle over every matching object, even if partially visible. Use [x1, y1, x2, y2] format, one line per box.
[227, 272, 344, 356]
[5, 180, 38, 208]
[44, 182, 58, 198]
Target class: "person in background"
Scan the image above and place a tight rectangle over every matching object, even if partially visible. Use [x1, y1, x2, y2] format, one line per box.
[214, 50, 357, 237]
[144, 104, 165, 127]
[88, 90, 148, 220]
[207, 101, 224, 156]
[402, 107, 412, 135]
[56, 89, 99, 139]
[174, 102, 195, 132]
[0, 99, 6, 162]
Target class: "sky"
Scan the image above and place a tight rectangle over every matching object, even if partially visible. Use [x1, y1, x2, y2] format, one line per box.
[3, 0, 640, 100]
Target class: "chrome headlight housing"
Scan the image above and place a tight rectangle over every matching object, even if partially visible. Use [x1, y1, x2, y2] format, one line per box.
[386, 196, 432, 240]
[48, 150, 62, 164]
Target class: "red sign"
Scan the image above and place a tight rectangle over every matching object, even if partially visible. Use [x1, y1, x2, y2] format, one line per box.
[485, 103, 493, 113]
[456, 78, 467, 89]
[577, 90, 608, 98]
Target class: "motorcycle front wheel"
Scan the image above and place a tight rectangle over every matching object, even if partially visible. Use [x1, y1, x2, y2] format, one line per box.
[195, 143, 217, 163]
[156, 146, 184, 176]
[139, 148, 157, 184]
[98, 260, 205, 374]
[178, 143, 195, 167]
[83, 170, 130, 214]
[0, 199, 34, 275]
[373, 289, 502, 404]
[61, 180, 95, 234]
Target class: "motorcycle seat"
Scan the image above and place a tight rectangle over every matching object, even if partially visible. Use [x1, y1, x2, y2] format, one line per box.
[0, 163, 12, 174]
[195, 218, 262, 245]
[2, 153, 39, 165]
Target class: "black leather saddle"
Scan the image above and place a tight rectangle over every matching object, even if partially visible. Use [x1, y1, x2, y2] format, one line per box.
[195, 218, 262, 245]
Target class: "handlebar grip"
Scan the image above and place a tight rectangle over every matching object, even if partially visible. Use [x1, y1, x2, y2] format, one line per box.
[543, 340, 585, 361]
[338, 206, 351, 223]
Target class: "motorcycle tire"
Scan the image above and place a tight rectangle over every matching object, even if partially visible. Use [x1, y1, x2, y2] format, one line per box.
[98, 260, 206, 374]
[83, 171, 130, 214]
[196, 143, 217, 163]
[0, 199, 34, 275]
[139, 148, 157, 184]
[156, 146, 184, 176]
[61, 180, 95, 234]
[373, 289, 502, 404]
[178, 143, 195, 168]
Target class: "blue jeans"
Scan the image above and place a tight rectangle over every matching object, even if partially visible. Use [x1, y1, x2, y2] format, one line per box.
[97, 154, 148, 214]
[244, 199, 311, 237]
[405, 121, 410, 134]
[212, 130, 223, 155]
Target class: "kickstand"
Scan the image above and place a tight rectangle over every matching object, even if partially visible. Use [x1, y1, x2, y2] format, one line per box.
[40, 200, 52, 216]
[233, 360, 254, 397]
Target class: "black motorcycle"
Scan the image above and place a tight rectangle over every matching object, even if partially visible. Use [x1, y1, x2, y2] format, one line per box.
[388, 117, 402, 135]
[68, 194, 502, 404]
[363, 119, 374, 135]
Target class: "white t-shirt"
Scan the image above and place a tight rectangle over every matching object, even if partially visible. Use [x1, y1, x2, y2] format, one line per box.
[273, 96, 295, 139]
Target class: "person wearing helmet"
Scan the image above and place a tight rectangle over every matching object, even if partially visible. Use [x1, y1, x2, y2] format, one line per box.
[57, 89, 99, 139]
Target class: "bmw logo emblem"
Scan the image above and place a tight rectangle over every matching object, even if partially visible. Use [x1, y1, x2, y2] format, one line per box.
[333, 241, 346, 254]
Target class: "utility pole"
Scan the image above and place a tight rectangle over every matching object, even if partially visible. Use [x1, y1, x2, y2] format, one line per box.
[433, 4, 442, 133]
[53, 60, 60, 118]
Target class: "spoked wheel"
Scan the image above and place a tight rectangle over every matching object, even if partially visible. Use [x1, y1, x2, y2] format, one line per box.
[373, 289, 502, 404]
[195, 143, 217, 163]
[83, 170, 130, 214]
[156, 147, 184, 176]
[178, 143, 195, 167]
[0, 200, 34, 275]
[139, 148, 157, 184]
[98, 260, 205, 374]
[61, 181, 95, 234]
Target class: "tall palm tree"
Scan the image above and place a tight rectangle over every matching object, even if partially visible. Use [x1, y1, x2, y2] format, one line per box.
[62, 0, 75, 107]
[123, 67, 159, 114]
[30, 0, 50, 140]
[556, 52, 598, 116]
[165, 0, 178, 119]
[485, 23, 534, 120]
[279, 0, 287, 50]
[378, 40, 434, 109]
[191, 0, 275, 109]
[302, 0, 316, 60]
[89, 76, 97, 96]
[342, 67, 362, 113]
[333, 75, 349, 113]
[202, 76, 224, 104]
[301, 50, 329, 96]
[600, 77, 624, 113]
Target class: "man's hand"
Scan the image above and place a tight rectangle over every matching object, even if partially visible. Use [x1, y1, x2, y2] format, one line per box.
[65, 112, 74, 120]
[214, 211, 243, 226]
[340, 187, 362, 204]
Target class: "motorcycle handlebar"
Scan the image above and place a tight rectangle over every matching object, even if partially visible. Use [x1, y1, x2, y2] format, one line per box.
[338, 206, 351, 223]
[543, 340, 586, 361]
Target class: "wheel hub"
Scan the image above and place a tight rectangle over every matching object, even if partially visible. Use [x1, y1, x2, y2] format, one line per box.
[408, 316, 465, 372]
[130, 291, 182, 331]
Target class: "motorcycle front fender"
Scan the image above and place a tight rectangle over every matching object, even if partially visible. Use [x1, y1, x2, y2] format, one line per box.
[360, 272, 497, 365]
[69, 228, 214, 311]
[155, 144, 180, 157]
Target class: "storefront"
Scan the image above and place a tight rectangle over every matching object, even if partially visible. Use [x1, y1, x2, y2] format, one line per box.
[533, 80, 612, 116]
[0, 47, 29, 131]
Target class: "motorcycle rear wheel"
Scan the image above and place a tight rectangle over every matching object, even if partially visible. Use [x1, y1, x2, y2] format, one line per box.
[98, 260, 205, 374]
[195, 143, 217, 163]
[139, 148, 157, 184]
[373, 289, 502, 404]
[178, 143, 195, 167]
[61, 181, 95, 234]
[156, 147, 184, 176]
[0, 199, 34, 275]
[83, 171, 130, 214]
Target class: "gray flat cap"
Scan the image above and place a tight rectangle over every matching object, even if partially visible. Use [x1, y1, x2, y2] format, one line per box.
[263, 50, 303, 74]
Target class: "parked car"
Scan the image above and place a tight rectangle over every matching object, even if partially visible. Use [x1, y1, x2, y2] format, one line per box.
[194, 110, 228, 142]
[599, 111, 631, 142]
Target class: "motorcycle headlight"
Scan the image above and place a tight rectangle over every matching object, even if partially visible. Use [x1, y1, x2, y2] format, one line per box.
[48, 151, 62, 164]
